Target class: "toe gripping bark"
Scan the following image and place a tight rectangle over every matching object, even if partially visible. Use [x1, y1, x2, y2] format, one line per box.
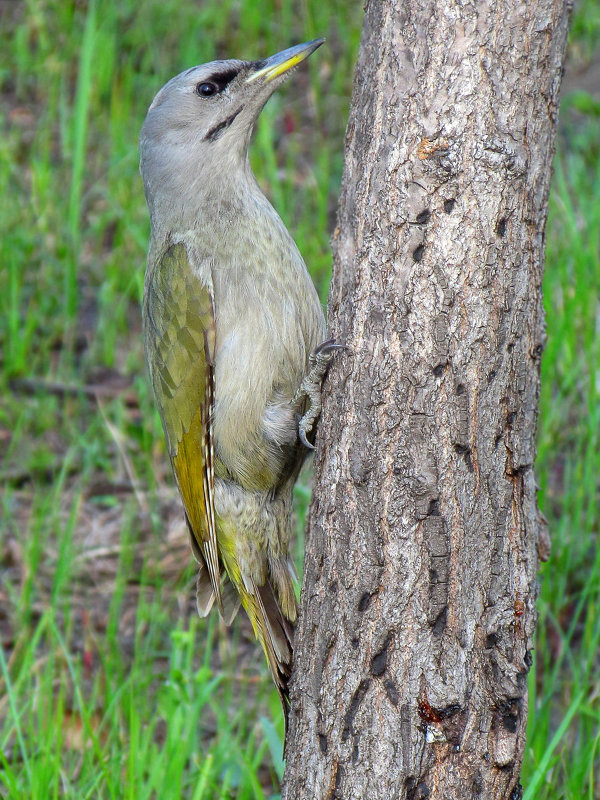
[295, 339, 345, 449]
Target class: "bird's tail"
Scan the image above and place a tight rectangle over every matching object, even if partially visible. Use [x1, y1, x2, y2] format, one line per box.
[191, 500, 297, 724]
[219, 546, 296, 724]
[243, 578, 295, 719]
[195, 549, 295, 718]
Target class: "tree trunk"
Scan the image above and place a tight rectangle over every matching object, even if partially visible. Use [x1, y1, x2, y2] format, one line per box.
[283, 1, 571, 798]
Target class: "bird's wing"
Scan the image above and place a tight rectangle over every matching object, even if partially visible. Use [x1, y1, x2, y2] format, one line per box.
[144, 242, 221, 610]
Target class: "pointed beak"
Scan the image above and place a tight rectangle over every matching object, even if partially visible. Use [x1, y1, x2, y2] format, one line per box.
[246, 38, 325, 84]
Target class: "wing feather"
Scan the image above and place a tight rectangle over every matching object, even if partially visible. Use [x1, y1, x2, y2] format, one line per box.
[144, 242, 222, 610]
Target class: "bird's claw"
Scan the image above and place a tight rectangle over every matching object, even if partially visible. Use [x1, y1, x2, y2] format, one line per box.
[312, 338, 347, 358]
[295, 338, 345, 449]
[298, 420, 316, 450]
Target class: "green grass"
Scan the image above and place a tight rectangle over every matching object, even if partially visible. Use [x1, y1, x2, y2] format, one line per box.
[0, 0, 598, 797]
[523, 106, 600, 797]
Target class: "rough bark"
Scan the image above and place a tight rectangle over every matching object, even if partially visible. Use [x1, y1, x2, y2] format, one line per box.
[283, 1, 571, 798]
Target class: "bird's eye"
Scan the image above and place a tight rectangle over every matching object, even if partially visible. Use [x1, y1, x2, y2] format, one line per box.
[196, 82, 218, 97]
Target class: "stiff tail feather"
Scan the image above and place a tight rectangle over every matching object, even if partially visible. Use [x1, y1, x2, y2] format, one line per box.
[242, 577, 295, 726]
[190, 523, 296, 725]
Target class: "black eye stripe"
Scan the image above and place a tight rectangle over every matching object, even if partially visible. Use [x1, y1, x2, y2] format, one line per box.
[204, 68, 239, 92]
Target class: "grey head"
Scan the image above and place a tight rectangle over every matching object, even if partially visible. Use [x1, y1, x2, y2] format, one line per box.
[140, 39, 324, 232]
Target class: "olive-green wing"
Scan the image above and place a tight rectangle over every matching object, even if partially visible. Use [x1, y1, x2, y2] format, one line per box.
[144, 242, 221, 609]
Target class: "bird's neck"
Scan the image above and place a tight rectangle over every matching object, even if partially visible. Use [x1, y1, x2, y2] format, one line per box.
[144, 144, 266, 242]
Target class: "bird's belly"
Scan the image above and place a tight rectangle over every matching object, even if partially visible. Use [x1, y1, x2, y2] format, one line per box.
[211, 274, 322, 490]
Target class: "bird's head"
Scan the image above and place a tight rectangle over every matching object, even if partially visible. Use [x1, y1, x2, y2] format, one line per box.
[140, 39, 324, 214]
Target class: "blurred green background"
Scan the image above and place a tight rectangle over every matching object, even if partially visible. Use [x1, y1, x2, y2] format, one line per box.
[0, 1, 598, 797]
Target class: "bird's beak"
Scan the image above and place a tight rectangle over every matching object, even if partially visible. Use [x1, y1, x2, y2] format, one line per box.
[246, 39, 325, 84]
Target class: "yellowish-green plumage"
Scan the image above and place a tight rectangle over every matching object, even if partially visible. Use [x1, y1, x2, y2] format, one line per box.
[140, 40, 328, 717]
[144, 240, 306, 703]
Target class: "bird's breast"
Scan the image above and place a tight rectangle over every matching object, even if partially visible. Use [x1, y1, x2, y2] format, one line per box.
[211, 247, 324, 490]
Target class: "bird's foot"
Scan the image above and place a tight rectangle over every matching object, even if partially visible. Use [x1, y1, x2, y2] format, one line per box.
[295, 339, 346, 449]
